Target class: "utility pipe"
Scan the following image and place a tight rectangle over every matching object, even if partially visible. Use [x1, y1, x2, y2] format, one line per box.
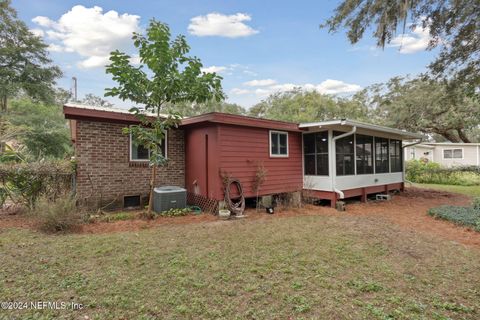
[401, 138, 423, 186]
[331, 125, 357, 199]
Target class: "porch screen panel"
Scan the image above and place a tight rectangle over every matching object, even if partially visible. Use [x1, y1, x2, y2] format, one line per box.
[375, 137, 389, 173]
[303, 131, 328, 176]
[356, 134, 374, 174]
[389, 139, 403, 172]
[334, 131, 354, 176]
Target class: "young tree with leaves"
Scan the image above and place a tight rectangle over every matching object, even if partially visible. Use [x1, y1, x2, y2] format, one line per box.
[322, 0, 479, 97]
[106, 20, 224, 214]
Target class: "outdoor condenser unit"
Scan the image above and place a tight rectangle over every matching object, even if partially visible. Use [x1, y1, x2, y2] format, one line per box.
[153, 186, 187, 213]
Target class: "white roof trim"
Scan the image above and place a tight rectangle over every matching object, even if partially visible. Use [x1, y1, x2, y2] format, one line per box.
[423, 142, 480, 146]
[299, 119, 424, 139]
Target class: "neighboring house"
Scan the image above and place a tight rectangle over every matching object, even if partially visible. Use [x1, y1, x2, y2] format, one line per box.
[404, 143, 480, 167]
[64, 104, 422, 211]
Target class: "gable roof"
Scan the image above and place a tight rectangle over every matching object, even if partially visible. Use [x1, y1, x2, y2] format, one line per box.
[63, 104, 423, 138]
[299, 119, 424, 139]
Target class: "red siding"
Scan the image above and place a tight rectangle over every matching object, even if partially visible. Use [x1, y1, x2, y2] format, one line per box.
[184, 124, 221, 200]
[216, 124, 303, 199]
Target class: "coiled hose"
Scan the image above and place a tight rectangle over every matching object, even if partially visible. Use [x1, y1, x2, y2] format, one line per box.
[224, 178, 245, 216]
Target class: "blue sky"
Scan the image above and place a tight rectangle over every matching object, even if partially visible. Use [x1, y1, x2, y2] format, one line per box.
[12, 0, 437, 108]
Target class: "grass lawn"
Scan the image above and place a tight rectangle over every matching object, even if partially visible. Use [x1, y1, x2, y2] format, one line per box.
[1, 215, 480, 319]
[412, 183, 480, 197]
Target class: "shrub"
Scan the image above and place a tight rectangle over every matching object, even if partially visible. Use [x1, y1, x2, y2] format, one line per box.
[428, 205, 480, 232]
[97, 211, 137, 222]
[0, 160, 74, 209]
[406, 160, 480, 186]
[32, 196, 82, 233]
[158, 207, 192, 217]
[472, 198, 480, 210]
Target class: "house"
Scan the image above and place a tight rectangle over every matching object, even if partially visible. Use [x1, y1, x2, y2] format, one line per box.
[63, 104, 422, 212]
[404, 143, 480, 167]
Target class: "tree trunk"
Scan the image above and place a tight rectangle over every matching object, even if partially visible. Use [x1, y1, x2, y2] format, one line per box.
[457, 128, 471, 143]
[147, 165, 157, 214]
[0, 95, 7, 154]
[436, 129, 461, 142]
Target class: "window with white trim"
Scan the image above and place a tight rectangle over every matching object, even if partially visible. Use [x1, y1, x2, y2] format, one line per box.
[443, 148, 462, 159]
[270, 131, 288, 157]
[130, 131, 167, 161]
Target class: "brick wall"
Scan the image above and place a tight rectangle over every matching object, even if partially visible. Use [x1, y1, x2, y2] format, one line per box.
[74, 120, 185, 209]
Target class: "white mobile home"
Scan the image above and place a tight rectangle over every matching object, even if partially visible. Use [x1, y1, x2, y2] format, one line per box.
[404, 143, 480, 167]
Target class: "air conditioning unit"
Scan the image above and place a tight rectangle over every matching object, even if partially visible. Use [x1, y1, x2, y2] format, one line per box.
[153, 186, 187, 213]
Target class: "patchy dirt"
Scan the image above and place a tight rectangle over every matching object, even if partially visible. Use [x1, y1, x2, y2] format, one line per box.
[80, 213, 218, 234]
[1, 186, 479, 247]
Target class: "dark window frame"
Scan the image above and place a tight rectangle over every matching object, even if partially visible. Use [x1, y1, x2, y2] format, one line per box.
[389, 139, 403, 172]
[130, 130, 167, 162]
[374, 137, 389, 173]
[334, 131, 355, 176]
[356, 134, 374, 175]
[303, 131, 329, 176]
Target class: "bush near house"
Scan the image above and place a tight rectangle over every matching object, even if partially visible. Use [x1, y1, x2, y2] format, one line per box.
[406, 160, 480, 186]
[428, 198, 480, 232]
[0, 160, 74, 209]
[32, 196, 83, 233]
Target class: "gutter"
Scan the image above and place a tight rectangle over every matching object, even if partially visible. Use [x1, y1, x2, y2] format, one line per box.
[331, 124, 357, 199]
[401, 138, 423, 186]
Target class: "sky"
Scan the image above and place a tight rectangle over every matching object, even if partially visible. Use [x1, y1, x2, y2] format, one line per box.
[11, 0, 438, 109]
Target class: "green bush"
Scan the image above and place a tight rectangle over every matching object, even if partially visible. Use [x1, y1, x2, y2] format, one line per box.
[0, 160, 74, 208]
[32, 196, 82, 233]
[158, 207, 192, 217]
[472, 198, 480, 210]
[96, 211, 137, 222]
[428, 205, 480, 232]
[406, 160, 480, 186]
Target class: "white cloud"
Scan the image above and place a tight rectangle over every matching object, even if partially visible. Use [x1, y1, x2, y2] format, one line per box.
[232, 79, 361, 97]
[390, 25, 431, 54]
[243, 79, 277, 87]
[188, 13, 259, 38]
[32, 5, 141, 68]
[230, 88, 251, 95]
[32, 16, 55, 28]
[47, 43, 64, 52]
[129, 54, 141, 65]
[313, 79, 362, 94]
[201, 65, 227, 74]
[29, 28, 44, 37]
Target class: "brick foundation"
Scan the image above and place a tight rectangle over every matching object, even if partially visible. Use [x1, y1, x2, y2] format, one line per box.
[74, 120, 185, 209]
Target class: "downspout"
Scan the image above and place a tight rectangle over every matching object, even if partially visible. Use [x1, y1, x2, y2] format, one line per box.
[401, 138, 423, 186]
[331, 125, 357, 199]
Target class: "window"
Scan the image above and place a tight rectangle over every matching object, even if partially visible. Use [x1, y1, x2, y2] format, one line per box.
[356, 134, 374, 174]
[375, 137, 389, 173]
[443, 148, 463, 159]
[389, 139, 403, 172]
[303, 131, 329, 176]
[130, 131, 167, 161]
[124, 195, 141, 208]
[270, 131, 288, 157]
[334, 131, 354, 176]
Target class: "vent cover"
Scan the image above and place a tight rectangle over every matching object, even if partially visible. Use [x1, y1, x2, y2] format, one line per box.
[124, 195, 141, 208]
